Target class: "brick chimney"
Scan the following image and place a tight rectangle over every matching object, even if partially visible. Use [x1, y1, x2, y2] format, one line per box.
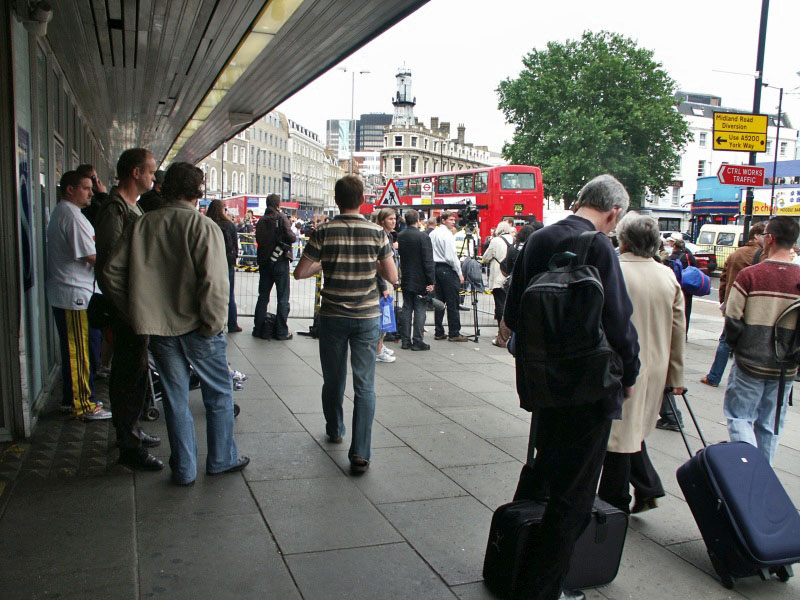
[457, 123, 465, 145]
[430, 116, 439, 131]
[439, 121, 450, 138]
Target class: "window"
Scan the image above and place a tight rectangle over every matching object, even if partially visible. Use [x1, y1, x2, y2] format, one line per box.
[697, 160, 706, 177]
[699, 132, 707, 148]
[437, 175, 454, 194]
[411, 157, 418, 172]
[394, 135, 403, 147]
[408, 178, 421, 195]
[717, 232, 736, 246]
[233, 146, 238, 162]
[232, 171, 238, 194]
[671, 187, 680, 207]
[500, 172, 536, 190]
[455, 174, 473, 194]
[394, 157, 402, 172]
[250, 174, 254, 192]
[424, 138, 428, 149]
[698, 231, 715, 245]
[240, 173, 246, 192]
[223, 144, 228, 161]
[223, 169, 228, 192]
[474, 172, 488, 193]
[240, 148, 246, 164]
[210, 168, 218, 191]
[780, 142, 787, 157]
[411, 136, 417, 147]
[766, 140, 773, 155]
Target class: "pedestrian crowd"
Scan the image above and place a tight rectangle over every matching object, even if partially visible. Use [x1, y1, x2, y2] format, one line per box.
[45, 154, 799, 599]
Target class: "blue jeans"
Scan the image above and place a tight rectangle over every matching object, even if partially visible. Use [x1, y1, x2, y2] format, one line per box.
[705, 329, 731, 384]
[254, 260, 290, 337]
[150, 331, 240, 483]
[228, 266, 239, 330]
[723, 361, 790, 464]
[318, 315, 380, 461]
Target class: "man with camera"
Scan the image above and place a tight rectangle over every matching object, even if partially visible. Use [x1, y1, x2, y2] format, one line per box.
[430, 211, 468, 342]
[254, 194, 296, 340]
[398, 210, 435, 350]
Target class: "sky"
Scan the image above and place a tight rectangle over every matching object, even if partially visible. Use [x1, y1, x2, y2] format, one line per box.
[277, 0, 800, 154]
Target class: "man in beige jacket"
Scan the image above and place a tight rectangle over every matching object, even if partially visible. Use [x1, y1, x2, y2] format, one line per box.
[102, 162, 248, 486]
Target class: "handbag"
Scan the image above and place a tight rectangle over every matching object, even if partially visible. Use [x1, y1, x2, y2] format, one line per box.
[379, 295, 397, 333]
[87, 292, 114, 329]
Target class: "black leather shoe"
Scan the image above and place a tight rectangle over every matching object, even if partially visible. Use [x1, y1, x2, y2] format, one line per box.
[655, 418, 681, 432]
[139, 432, 161, 448]
[401, 341, 411, 349]
[632, 496, 659, 514]
[558, 591, 585, 600]
[411, 342, 430, 351]
[207, 456, 250, 475]
[434, 333, 447, 340]
[118, 449, 164, 471]
[274, 333, 293, 341]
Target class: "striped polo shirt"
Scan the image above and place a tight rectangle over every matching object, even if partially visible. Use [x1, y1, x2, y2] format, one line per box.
[302, 214, 392, 318]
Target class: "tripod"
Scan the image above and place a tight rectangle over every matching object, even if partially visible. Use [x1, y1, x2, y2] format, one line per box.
[459, 226, 481, 343]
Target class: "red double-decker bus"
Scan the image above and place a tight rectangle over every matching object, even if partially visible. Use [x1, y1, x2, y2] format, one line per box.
[363, 165, 544, 242]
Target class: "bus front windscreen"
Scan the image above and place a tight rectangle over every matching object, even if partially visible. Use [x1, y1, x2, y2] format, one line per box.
[501, 172, 536, 190]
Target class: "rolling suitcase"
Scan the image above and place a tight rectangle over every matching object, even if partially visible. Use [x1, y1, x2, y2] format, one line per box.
[669, 392, 800, 589]
[483, 497, 628, 597]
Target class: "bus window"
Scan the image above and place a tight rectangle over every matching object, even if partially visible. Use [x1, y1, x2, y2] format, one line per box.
[474, 172, 488, 193]
[437, 175, 454, 194]
[455, 174, 473, 194]
[408, 178, 421, 195]
[501, 172, 536, 190]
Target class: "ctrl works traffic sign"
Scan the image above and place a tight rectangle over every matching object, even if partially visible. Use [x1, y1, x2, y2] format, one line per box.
[717, 164, 765, 187]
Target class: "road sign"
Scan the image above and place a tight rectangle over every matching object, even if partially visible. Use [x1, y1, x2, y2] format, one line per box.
[713, 112, 768, 134]
[717, 164, 765, 187]
[712, 112, 768, 153]
[713, 132, 767, 152]
[378, 180, 401, 206]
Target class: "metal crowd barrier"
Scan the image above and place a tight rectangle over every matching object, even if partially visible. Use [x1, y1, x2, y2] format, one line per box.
[232, 231, 500, 327]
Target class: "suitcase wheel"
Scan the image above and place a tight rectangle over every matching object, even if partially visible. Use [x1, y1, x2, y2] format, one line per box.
[233, 404, 240, 418]
[709, 552, 735, 589]
[144, 406, 160, 421]
[770, 565, 793, 583]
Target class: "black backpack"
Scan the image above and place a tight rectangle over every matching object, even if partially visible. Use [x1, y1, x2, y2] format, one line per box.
[499, 237, 520, 277]
[517, 231, 623, 408]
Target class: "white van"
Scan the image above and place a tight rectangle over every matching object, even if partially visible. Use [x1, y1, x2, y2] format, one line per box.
[696, 224, 744, 265]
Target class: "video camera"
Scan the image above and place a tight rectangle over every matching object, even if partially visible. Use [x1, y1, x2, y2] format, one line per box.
[457, 201, 480, 233]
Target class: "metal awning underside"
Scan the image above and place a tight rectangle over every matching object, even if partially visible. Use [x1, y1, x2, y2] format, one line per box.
[46, 0, 428, 167]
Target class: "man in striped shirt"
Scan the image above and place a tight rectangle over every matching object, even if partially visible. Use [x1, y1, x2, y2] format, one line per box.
[295, 176, 397, 473]
[723, 216, 800, 463]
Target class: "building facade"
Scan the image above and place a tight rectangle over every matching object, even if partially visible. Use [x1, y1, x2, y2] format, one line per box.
[357, 113, 392, 152]
[289, 119, 326, 215]
[197, 133, 249, 200]
[644, 91, 798, 232]
[247, 111, 291, 199]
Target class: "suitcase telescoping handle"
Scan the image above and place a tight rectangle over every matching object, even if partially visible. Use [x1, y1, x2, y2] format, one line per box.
[664, 388, 708, 458]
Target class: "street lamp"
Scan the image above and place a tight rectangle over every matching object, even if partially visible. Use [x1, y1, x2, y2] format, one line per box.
[338, 67, 370, 175]
[762, 83, 783, 215]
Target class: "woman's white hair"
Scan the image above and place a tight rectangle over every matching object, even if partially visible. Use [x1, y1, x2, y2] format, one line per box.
[495, 220, 515, 236]
[616, 213, 661, 258]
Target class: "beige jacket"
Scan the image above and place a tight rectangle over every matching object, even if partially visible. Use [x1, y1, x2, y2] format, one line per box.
[101, 201, 229, 337]
[607, 254, 685, 453]
[482, 233, 514, 290]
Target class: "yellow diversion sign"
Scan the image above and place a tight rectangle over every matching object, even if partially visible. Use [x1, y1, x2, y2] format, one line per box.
[713, 112, 768, 152]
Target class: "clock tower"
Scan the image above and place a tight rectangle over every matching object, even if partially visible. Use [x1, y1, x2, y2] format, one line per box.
[391, 66, 416, 127]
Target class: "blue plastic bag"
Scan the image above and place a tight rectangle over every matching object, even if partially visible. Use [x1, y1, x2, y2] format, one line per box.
[380, 295, 397, 333]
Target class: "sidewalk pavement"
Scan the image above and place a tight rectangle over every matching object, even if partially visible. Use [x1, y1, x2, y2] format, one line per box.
[1, 308, 798, 600]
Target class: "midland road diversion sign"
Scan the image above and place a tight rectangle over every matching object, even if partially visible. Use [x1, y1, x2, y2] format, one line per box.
[713, 112, 768, 152]
[717, 164, 765, 187]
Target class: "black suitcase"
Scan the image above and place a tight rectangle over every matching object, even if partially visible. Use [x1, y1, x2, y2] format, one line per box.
[668, 392, 800, 589]
[483, 497, 628, 597]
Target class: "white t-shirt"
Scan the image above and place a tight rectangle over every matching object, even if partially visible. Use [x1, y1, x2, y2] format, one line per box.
[46, 200, 96, 310]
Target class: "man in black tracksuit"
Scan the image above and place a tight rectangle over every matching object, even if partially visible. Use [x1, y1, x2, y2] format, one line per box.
[397, 210, 435, 350]
[504, 174, 640, 600]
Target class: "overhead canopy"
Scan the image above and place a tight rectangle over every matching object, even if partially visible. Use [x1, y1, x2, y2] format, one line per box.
[45, 0, 428, 167]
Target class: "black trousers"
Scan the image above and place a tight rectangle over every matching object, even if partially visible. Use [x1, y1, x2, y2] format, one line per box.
[433, 263, 461, 338]
[401, 289, 427, 345]
[597, 441, 665, 513]
[683, 291, 693, 333]
[513, 403, 612, 600]
[109, 316, 150, 450]
[492, 287, 507, 323]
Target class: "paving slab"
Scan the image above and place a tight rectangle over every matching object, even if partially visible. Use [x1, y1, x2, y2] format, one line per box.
[250, 476, 402, 554]
[286, 542, 457, 600]
[373, 395, 452, 428]
[379, 495, 493, 586]
[137, 512, 299, 600]
[238, 431, 342, 481]
[391, 422, 513, 468]
[441, 406, 531, 439]
[442, 461, 522, 510]
[294, 410, 406, 451]
[407, 380, 488, 409]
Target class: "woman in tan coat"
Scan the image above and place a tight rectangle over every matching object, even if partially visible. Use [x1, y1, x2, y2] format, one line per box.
[598, 213, 685, 514]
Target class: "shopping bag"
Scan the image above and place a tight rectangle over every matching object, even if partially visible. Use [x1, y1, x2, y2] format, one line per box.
[380, 295, 397, 333]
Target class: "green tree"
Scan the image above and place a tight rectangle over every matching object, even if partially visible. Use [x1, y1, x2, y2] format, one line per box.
[497, 31, 690, 209]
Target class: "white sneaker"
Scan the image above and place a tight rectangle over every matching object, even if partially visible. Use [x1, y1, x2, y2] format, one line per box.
[383, 347, 395, 356]
[231, 369, 248, 382]
[376, 349, 396, 363]
[79, 406, 112, 421]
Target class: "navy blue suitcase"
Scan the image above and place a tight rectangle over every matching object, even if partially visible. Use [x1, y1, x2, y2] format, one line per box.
[669, 393, 800, 589]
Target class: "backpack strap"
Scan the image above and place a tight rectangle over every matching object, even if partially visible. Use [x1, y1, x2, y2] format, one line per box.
[573, 231, 600, 266]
